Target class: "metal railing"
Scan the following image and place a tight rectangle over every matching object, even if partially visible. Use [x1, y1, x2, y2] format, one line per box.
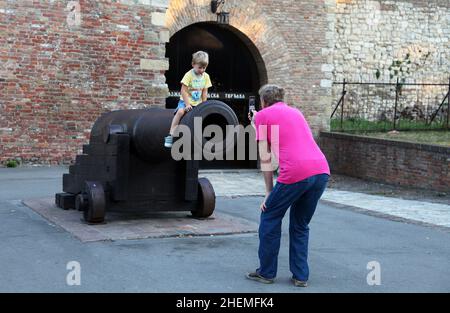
[331, 78, 450, 132]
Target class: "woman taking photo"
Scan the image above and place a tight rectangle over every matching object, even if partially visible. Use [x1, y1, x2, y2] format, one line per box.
[247, 84, 330, 287]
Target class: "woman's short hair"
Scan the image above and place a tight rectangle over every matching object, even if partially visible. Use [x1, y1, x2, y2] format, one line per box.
[258, 84, 285, 106]
[192, 51, 209, 67]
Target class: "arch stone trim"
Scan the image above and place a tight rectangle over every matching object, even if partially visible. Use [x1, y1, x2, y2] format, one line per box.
[165, 0, 293, 88]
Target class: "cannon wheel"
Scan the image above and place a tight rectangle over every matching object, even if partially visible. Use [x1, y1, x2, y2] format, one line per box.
[191, 177, 215, 218]
[79, 181, 106, 224]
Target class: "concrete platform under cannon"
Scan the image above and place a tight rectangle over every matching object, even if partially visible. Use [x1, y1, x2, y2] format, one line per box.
[23, 198, 257, 242]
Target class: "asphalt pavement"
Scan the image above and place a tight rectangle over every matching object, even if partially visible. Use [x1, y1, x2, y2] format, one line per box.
[0, 166, 449, 292]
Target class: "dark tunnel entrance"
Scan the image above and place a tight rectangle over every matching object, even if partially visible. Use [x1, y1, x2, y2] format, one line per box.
[165, 22, 267, 169]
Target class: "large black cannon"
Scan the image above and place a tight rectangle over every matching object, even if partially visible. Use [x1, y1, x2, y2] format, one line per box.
[55, 100, 239, 223]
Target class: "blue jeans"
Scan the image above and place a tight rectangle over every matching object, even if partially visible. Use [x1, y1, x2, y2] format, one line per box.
[257, 173, 329, 281]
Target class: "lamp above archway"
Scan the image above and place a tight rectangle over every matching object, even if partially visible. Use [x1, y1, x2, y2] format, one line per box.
[211, 0, 225, 14]
[211, 0, 229, 24]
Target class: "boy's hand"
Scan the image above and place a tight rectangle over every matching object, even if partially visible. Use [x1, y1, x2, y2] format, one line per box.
[185, 105, 193, 112]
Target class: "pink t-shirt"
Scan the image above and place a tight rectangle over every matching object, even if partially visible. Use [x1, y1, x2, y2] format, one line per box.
[255, 102, 330, 184]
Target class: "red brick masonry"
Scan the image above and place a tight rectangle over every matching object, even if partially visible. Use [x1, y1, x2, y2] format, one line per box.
[319, 132, 450, 192]
[0, 1, 167, 164]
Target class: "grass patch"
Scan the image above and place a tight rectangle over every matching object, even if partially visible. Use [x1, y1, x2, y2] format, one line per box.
[359, 130, 450, 147]
[330, 118, 449, 146]
[331, 118, 446, 132]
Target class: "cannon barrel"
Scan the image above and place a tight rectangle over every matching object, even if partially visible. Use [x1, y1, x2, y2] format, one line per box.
[90, 100, 239, 161]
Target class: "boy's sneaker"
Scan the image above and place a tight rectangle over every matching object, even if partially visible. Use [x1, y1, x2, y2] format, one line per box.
[164, 135, 173, 148]
[246, 272, 274, 284]
[291, 277, 308, 287]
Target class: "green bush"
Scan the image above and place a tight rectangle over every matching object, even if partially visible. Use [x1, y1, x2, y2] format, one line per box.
[5, 159, 19, 168]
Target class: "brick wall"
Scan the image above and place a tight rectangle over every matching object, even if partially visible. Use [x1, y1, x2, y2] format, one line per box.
[167, 0, 334, 134]
[319, 132, 450, 192]
[259, 0, 335, 132]
[0, 0, 169, 164]
[1, 0, 332, 165]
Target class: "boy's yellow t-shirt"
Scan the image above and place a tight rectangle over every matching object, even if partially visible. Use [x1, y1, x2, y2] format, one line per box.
[180, 70, 212, 106]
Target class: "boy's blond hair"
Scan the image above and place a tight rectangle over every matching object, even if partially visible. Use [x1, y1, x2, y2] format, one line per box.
[192, 51, 209, 67]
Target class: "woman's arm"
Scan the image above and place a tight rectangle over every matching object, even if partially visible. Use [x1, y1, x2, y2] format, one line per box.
[259, 140, 273, 194]
[258, 140, 273, 211]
